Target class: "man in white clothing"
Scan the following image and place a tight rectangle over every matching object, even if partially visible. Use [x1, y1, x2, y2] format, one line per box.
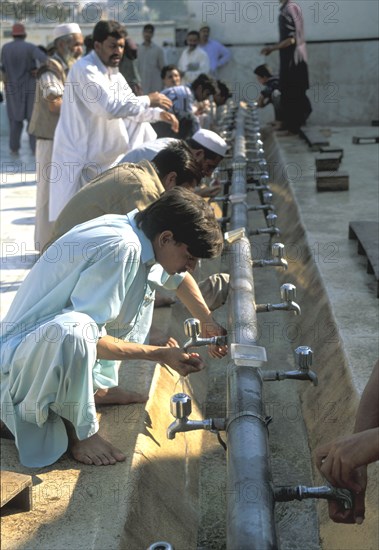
[49, 20, 176, 221]
[29, 22, 83, 251]
[178, 30, 210, 85]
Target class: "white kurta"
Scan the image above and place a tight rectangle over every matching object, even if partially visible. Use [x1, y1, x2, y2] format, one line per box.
[49, 51, 162, 221]
[0, 211, 183, 467]
[34, 67, 65, 251]
[178, 47, 210, 85]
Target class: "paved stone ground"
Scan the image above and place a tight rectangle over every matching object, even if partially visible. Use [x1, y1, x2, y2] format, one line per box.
[0, 117, 378, 549]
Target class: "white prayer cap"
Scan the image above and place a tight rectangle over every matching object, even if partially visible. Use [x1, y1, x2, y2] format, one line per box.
[53, 23, 82, 41]
[191, 129, 228, 157]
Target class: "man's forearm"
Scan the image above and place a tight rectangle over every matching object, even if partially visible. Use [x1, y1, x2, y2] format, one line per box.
[97, 335, 166, 362]
[175, 272, 213, 324]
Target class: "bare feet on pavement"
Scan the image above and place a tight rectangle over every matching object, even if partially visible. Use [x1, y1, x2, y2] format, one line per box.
[94, 386, 148, 406]
[69, 432, 126, 465]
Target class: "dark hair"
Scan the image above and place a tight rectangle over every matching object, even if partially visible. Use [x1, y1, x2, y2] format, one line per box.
[216, 80, 231, 100]
[143, 24, 155, 33]
[135, 188, 223, 259]
[187, 30, 200, 39]
[152, 142, 202, 187]
[254, 64, 272, 79]
[161, 64, 180, 80]
[191, 73, 216, 96]
[93, 20, 127, 44]
[186, 138, 222, 161]
[84, 34, 94, 54]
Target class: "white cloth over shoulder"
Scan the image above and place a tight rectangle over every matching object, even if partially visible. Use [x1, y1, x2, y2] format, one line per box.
[121, 137, 179, 164]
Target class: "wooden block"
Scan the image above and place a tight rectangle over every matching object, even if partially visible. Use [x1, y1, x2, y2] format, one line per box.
[319, 146, 344, 160]
[349, 221, 379, 297]
[315, 153, 341, 171]
[316, 171, 349, 192]
[300, 129, 330, 150]
[1, 470, 32, 511]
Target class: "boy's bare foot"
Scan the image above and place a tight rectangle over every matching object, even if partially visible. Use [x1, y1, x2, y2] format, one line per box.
[69, 432, 126, 465]
[94, 386, 148, 406]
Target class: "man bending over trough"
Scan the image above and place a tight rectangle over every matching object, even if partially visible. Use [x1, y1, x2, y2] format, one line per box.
[0, 188, 227, 468]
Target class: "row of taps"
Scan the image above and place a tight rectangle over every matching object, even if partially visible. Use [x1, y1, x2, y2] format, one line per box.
[163, 102, 354, 514]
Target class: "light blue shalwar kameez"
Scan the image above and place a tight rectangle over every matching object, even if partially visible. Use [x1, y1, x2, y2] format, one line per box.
[0, 211, 184, 467]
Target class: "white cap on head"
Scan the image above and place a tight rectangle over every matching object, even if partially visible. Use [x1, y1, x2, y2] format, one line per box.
[53, 23, 82, 41]
[191, 129, 228, 157]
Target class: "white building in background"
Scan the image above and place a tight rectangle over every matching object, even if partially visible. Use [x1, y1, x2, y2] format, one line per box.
[1, 0, 377, 124]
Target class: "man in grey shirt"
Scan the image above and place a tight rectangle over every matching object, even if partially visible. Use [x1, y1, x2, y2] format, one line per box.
[1, 23, 46, 154]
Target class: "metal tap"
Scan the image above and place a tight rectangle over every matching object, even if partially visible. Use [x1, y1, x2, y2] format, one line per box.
[167, 393, 225, 440]
[274, 485, 353, 510]
[256, 283, 301, 315]
[248, 192, 275, 212]
[211, 192, 247, 205]
[183, 318, 227, 352]
[247, 173, 271, 191]
[261, 346, 318, 386]
[248, 159, 267, 171]
[250, 213, 280, 236]
[147, 543, 175, 550]
[252, 243, 288, 269]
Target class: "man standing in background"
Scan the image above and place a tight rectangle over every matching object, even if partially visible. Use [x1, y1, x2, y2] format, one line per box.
[137, 24, 165, 93]
[29, 23, 83, 252]
[1, 23, 47, 155]
[261, 0, 312, 134]
[178, 31, 210, 85]
[199, 25, 231, 78]
[49, 20, 175, 221]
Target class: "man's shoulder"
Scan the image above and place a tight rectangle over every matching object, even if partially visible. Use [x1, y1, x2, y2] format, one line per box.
[69, 52, 99, 74]
[37, 58, 65, 78]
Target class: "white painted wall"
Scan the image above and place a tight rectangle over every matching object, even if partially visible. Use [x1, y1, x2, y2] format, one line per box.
[188, 0, 379, 42]
[185, 0, 379, 124]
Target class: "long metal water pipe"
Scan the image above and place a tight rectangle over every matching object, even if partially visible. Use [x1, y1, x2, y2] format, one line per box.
[226, 104, 278, 549]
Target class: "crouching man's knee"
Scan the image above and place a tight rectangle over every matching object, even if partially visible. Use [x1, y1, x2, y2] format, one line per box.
[54, 311, 99, 361]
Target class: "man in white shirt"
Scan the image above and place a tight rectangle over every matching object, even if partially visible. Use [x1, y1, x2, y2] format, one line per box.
[29, 22, 84, 251]
[178, 30, 210, 85]
[49, 20, 175, 221]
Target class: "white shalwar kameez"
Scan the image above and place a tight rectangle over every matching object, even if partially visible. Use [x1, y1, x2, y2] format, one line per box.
[49, 50, 163, 221]
[0, 211, 184, 467]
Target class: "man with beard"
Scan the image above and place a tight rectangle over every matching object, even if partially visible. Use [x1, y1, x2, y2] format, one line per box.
[178, 31, 210, 85]
[29, 23, 84, 251]
[49, 20, 176, 221]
